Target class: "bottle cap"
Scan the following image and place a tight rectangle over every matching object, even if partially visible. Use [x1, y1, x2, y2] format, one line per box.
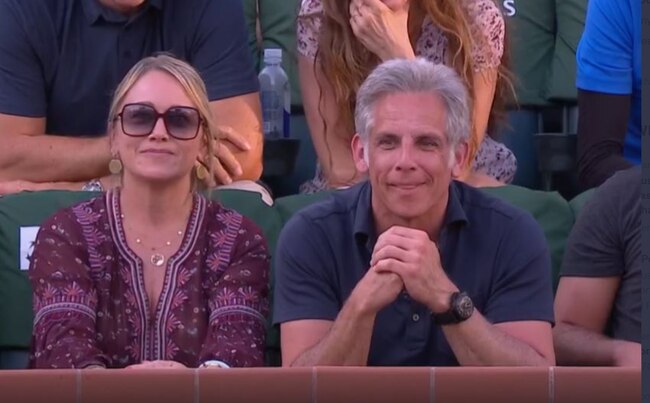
[264, 48, 282, 64]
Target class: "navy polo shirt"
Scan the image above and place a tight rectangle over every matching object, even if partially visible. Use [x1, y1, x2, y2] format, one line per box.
[273, 181, 554, 366]
[0, 0, 258, 136]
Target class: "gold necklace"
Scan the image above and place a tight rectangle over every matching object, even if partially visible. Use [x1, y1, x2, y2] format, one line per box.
[121, 213, 184, 267]
[135, 231, 183, 267]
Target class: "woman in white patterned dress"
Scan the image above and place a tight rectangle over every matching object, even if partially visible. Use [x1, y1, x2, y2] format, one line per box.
[297, 0, 517, 193]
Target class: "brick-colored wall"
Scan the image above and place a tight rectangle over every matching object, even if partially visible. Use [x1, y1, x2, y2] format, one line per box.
[0, 367, 640, 403]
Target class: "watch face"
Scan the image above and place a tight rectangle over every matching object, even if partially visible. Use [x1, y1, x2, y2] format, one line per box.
[455, 295, 474, 319]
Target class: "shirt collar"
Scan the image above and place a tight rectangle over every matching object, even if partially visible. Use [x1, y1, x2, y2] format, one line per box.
[442, 180, 470, 227]
[352, 182, 377, 250]
[353, 180, 469, 249]
[83, 0, 163, 25]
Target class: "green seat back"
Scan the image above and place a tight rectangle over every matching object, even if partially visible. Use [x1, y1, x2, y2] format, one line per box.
[274, 191, 333, 224]
[568, 187, 596, 220]
[504, 0, 556, 107]
[482, 185, 574, 293]
[545, 0, 588, 102]
[0, 191, 98, 349]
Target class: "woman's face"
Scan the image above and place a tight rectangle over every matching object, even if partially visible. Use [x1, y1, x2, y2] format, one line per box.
[112, 70, 204, 187]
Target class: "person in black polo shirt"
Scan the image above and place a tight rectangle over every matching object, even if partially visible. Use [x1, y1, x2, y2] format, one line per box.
[273, 58, 555, 367]
[0, 0, 262, 193]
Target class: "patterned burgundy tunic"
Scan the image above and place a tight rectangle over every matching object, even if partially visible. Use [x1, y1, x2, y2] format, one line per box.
[28, 190, 270, 369]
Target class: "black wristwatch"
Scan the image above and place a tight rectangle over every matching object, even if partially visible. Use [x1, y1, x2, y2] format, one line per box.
[432, 291, 474, 325]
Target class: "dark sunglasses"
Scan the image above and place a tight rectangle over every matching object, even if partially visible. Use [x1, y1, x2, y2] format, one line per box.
[116, 103, 203, 140]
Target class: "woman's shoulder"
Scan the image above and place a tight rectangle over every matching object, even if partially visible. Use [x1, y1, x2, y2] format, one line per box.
[461, 0, 505, 34]
[41, 194, 108, 230]
[299, 0, 323, 17]
[460, 0, 506, 70]
[297, 0, 323, 58]
[203, 197, 265, 239]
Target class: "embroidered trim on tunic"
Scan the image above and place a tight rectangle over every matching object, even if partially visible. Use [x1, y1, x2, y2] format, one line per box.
[210, 305, 266, 324]
[34, 302, 96, 324]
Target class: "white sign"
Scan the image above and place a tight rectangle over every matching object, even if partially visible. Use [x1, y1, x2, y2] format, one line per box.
[19, 226, 40, 271]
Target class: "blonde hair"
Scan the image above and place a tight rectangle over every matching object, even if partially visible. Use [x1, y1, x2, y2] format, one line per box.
[107, 53, 217, 192]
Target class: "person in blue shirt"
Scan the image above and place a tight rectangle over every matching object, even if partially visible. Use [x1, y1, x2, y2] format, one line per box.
[575, 0, 641, 189]
[273, 58, 555, 367]
[0, 0, 263, 193]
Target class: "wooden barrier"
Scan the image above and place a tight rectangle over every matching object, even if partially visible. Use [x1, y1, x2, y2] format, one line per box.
[0, 367, 640, 403]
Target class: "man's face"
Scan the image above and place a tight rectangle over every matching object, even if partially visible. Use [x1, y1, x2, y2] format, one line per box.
[352, 91, 467, 222]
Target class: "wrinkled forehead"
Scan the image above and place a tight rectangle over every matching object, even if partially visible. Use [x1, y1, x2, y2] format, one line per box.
[368, 92, 449, 140]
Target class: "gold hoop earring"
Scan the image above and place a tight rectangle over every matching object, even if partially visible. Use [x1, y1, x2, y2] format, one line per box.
[195, 164, 209, 181]
[108, 158, 123, 175]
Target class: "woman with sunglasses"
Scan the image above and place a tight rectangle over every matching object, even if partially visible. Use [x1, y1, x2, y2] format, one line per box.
[28, 54, 270, 369]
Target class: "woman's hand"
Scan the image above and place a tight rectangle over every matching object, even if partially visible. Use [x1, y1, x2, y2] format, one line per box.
[349, 0, 414, 61]
[125, 360, 187, 369]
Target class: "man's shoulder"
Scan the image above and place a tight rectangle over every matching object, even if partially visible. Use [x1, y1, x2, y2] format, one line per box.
[598, 166, 641, 195]
[282, 184, 367, 236]
[161, 0, 240, 18]
[0, 0, 68, 20]
[586, 167, 641, 225]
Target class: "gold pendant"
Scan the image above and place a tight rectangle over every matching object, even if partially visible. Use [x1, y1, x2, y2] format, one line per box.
[151, 253, 165, 267]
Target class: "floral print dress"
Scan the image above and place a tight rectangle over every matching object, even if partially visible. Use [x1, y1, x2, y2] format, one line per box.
[29, 189, 270, 369]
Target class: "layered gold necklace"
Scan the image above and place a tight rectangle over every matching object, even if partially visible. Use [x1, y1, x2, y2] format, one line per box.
[134, 230, 184, 267]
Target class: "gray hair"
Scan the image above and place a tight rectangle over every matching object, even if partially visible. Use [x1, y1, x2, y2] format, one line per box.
[354, 58, 470, 148]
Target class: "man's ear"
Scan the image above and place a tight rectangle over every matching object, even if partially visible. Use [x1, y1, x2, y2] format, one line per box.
[450, 141, 469, 178]
[351, 133, 369, 173]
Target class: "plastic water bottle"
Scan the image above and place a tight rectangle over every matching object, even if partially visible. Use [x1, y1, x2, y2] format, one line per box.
[258, 48, 290, 139]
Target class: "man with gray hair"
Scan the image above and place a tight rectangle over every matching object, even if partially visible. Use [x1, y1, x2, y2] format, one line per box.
[273, 58, 555, 367]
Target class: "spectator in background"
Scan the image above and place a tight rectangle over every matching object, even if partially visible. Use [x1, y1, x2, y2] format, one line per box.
[0, 0, 263, 194]
[553, 166, 641, 367]
[297, 0, 516, 193]
[575, 0, 640, 189]
[29, 55, 270, 369]
[274, 59, 554, 367]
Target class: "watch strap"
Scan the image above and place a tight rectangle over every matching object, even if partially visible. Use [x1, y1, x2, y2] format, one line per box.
[432, 291, 472, 325]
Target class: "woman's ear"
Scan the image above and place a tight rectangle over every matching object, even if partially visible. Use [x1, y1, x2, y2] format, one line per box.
[107, 123, 118, 157]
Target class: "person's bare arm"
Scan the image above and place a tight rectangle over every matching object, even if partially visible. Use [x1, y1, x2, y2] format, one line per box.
[209, 93, 263, 183]
[0, 114, 111, 182]
[298, 55, 362, 188]
[442, 313, 554, 366]
[577, 90, 633, 189]
[553, 276, 640, 366]
[471, 69, 497, 151]
[281, 268, 403, 367]
[281, 305, 375, 367]
[454, 68, 498, 181]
